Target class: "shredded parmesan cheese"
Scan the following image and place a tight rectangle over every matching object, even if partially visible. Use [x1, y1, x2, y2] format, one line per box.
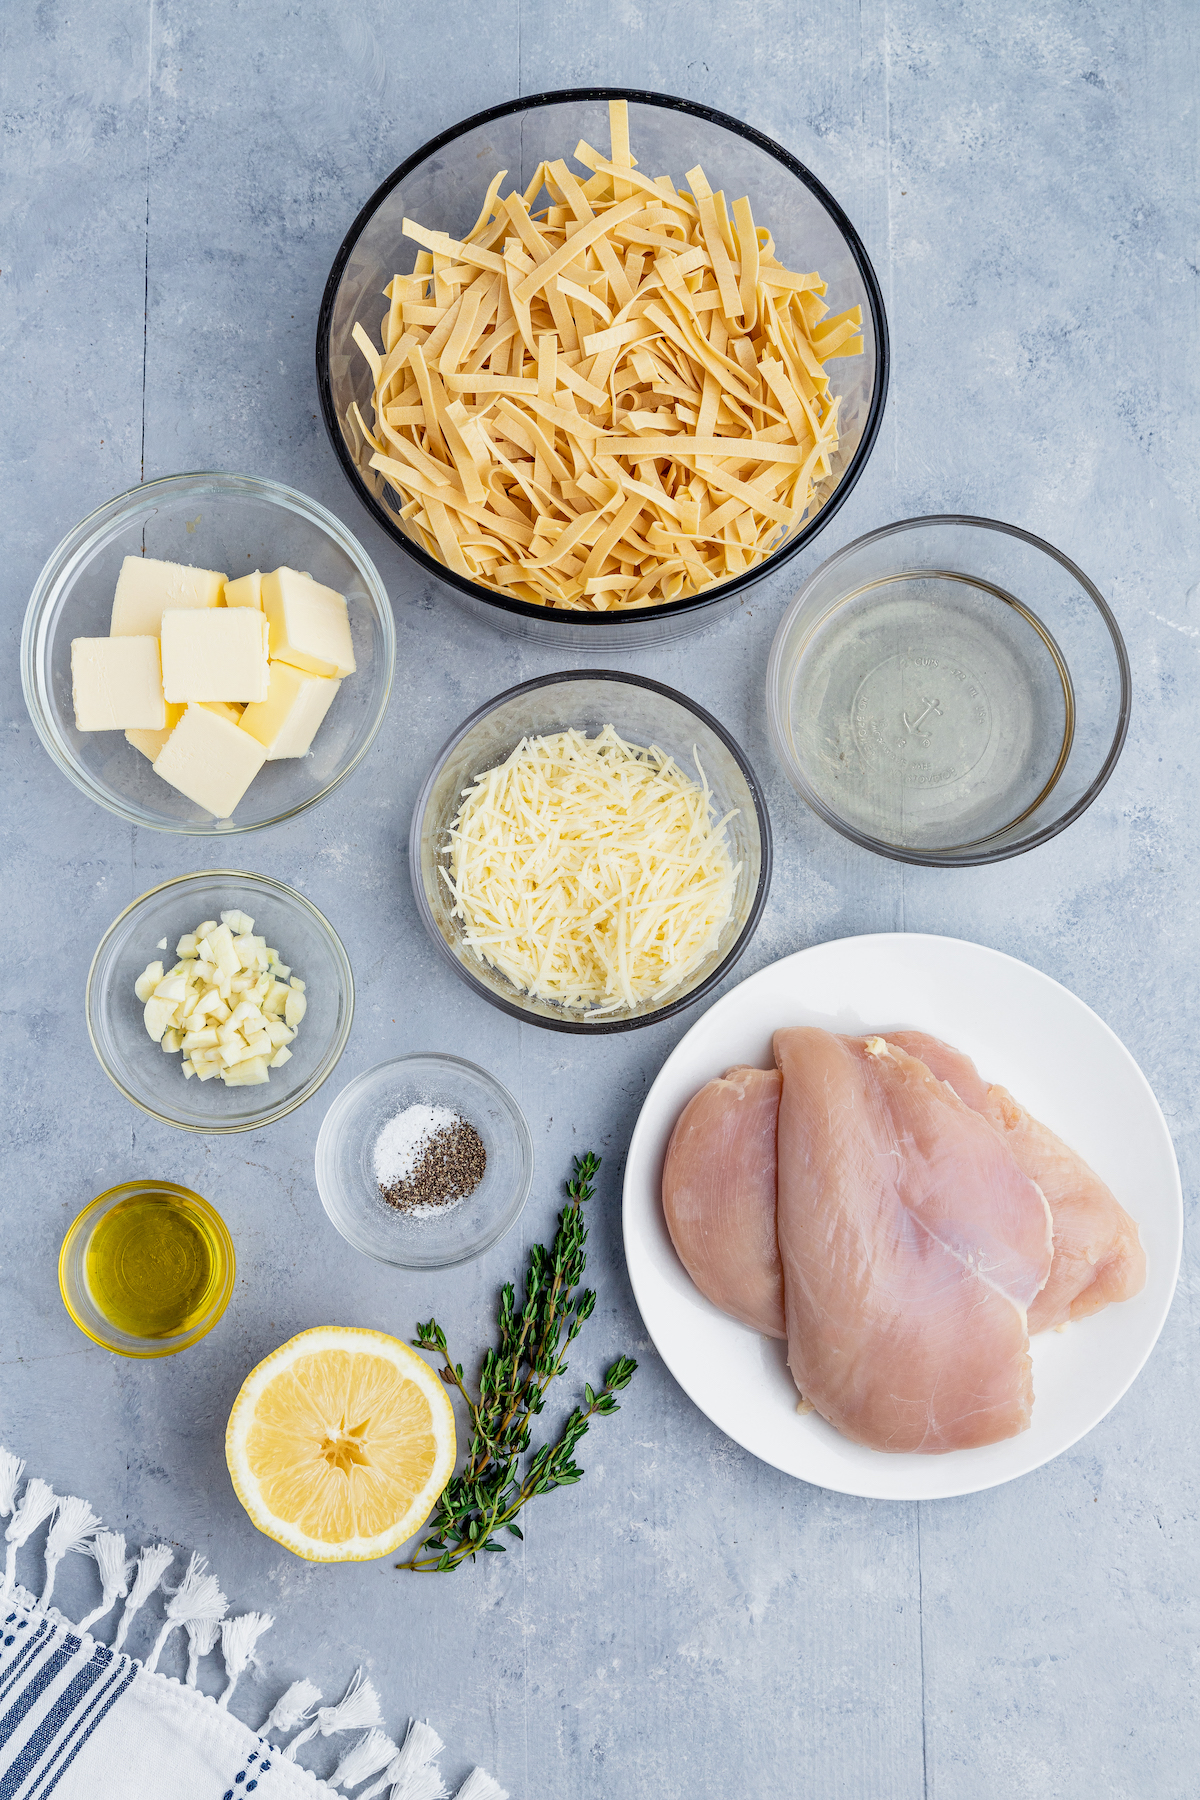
[348, 101, 863, 612]
[442, 725, 740, 1013]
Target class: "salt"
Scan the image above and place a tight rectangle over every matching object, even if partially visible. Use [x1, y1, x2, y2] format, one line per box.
[374, 1103, 460, 1186]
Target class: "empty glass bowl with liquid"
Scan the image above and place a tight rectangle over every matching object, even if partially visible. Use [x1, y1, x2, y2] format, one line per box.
[766, 515, 1131, 865]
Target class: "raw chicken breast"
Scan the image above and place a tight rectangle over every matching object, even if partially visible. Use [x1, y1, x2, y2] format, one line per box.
[773, 1028, 1054, 1453]
[661, 1065, 786, 1338]
[882, 1031, 991, 1112]
[884, 1031, 1146, 1332]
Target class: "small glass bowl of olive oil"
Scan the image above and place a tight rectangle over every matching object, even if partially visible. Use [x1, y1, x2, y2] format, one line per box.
[59, 1181, 235, 1358]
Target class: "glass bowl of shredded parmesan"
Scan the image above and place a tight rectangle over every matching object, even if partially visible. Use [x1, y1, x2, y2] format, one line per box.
[317, 88, 888, 648]
[409, 670, 772, 1031]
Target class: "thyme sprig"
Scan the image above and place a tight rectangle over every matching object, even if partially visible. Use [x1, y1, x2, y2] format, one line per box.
[398, 1152, 637, 1573]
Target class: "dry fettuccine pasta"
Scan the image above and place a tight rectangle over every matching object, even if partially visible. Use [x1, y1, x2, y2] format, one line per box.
[348, 101, 863, 611]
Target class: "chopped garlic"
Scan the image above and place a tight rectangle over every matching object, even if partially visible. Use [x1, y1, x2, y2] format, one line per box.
[134, 961, 164, 1003]
[135, 908, 302, 1087]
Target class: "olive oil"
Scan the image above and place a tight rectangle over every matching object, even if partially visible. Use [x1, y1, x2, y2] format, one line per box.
[83, 1191, 225, 1339]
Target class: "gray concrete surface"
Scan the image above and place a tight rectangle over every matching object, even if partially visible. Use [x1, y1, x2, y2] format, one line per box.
[2, 3, 1197, 1796]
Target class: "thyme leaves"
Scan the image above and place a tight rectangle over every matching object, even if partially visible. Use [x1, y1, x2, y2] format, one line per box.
[398, 1152, 636, 1573]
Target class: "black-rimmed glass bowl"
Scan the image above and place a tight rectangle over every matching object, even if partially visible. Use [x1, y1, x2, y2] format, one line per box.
[317, 88, 888, 649]
[409, 671, 772, 1031]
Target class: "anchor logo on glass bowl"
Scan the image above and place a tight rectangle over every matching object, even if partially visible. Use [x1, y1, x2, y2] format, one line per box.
[899, 693, 942, 749]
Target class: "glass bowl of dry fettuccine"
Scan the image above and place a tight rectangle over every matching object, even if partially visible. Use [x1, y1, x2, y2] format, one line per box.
[317, 88, 889, 648]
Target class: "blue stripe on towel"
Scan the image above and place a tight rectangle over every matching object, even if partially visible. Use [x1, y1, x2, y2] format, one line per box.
[0, 1622, 52, 1707]
[0, 1641, 111, 1800]
[22, 1663, 127, 1800]
[25, 1661, 137, 1800]
[0, 1637, 81, 1761]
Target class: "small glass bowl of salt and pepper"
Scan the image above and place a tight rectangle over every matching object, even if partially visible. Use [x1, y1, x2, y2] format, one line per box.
[314, 1054, 534, 1269]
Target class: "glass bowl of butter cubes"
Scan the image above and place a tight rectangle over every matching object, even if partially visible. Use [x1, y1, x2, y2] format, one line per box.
[87, 870, 355, 1133]
[21, 472, 395, 833]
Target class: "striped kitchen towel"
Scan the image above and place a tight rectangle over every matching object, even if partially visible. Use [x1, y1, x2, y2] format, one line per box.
[0, 1448, 505, 1800]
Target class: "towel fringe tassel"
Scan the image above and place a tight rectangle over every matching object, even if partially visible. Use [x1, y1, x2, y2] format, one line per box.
[2, 1478, 58, 1597]
[283, 1666, 384, 1759]
[218, 1610, 274, 1706]
[40, 1494, 102, 1606]
[185, 1615, 224, 1687]
[454, 1772, 510, 1800]
[114, 1542, 175, 1651]
[78, 1530, 133, 1633]
[361, 1718, 449, 1800]
[328, 1726, 399, 1790]
[0, 1446, 502, 1797]
[260, 1676, 322, 1737]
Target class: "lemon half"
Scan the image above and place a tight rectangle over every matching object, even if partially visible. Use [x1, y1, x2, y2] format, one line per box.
[226, 1326, 456, 1562]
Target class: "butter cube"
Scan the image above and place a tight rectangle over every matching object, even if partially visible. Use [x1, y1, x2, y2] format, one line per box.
[223, 570, 263, 609]
[160, 608, 269, 703]
[129, 701, 241, 762]
[152, 703, 267, 818]
[126, 702, 186, 760]
[71, 637, 166, 731]
[239, 661, 341, 760]
[261, 567, 356, 678]
[110, 556, 226, 636]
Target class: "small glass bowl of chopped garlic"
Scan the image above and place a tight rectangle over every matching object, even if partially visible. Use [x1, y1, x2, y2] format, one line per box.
[409, 670, 772, 1031]
[87, 870, 354, 1133]
[317, 89, 888, 648]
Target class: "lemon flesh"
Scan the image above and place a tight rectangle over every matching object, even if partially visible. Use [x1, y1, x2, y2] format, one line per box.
[226, 1326, 455, 1561]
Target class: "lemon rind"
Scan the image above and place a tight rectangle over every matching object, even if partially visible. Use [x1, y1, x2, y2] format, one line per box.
[226, 1325, 455, 1563]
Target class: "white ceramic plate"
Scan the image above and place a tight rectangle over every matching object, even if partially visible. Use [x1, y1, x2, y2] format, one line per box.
[622, 934, 1182, 1501]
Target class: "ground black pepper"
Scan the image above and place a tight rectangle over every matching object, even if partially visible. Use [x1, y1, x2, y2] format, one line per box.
[379, 1116, 487, 1212]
